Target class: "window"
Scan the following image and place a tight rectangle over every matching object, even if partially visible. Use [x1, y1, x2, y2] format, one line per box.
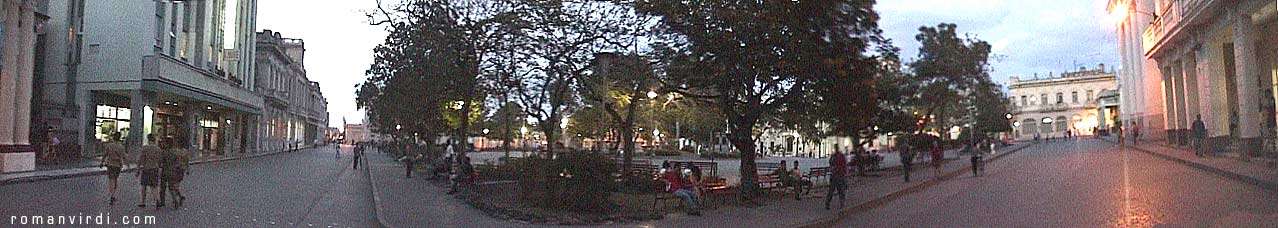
[1009, 97, 1016, 107]
[154, 1, 165, 49]
[1087, 90, 1094, 101]
[1072, 91, 1079, 103]
[1056, 93, 1064, 104]
[1021, 96, 1028, 106]
[1040, 94, 1047, 106]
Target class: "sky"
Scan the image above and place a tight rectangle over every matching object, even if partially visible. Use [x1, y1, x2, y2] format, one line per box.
[257, 0, 1120, 128]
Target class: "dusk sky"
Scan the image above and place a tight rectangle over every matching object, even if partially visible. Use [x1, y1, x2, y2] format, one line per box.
[257, 0, 1120, 128]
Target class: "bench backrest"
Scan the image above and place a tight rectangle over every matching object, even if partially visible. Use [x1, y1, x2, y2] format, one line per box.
[669, 161, 719, 177]
[756, 162, 783, 174]
[808, 166, 830, 176]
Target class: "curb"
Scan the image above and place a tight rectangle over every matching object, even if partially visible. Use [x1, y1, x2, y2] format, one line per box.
[797, 142, 1036, 228]
[364, 149, 394, 228]
[1103, 139, 1278, 192]
[0, 147, 313, 186]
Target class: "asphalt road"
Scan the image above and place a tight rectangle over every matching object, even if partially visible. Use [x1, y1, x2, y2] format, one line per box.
[0, 145, 377, 228]
[836, 139, 1278, 227]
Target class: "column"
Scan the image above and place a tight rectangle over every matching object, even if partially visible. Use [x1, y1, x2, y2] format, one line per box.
[126, 90, 150, 155]
[0, 0, 19, 145]
[12, 0, 33, 145]
[1233, 6, 1262, 156]
[1164, 65, 1180, 143]
[185, 104, 201, 157]
[1173, 61, 1190, 145]
[1184, 54, 1201, 126]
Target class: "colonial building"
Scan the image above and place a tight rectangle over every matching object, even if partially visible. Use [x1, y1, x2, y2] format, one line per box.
[1109, 0, 1278, 156]
[254, 30, 327, 151]
[36, 0, 261, 162]
[1008, 65, 1119, 141]
[0, 0, 47, 172]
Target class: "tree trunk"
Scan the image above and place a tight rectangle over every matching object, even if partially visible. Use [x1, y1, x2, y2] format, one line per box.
[621, 101, 637, 179]
[729, 122, 759, 201]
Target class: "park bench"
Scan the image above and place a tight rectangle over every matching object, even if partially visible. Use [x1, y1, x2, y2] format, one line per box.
[806, 166, 830, 185]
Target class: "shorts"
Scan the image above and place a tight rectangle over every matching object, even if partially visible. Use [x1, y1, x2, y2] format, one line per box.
[140, 168, 160, 187]
[106, 166, 122, 179]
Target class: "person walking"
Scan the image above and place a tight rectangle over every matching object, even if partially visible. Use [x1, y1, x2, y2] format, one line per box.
[931, 142, 943, 178]
[900, 147, 914, 182]
[157, 138, 189, 208]
[1192, 115, 1207, 157]
[335, 142, 341, 159]
[826, 148, 848, 210]
[100, 132, 127, 205]
[447, 155, 473, 195]
[353, 143, 363, 169]
[137, 135, 163, 208]
[970, 143, 984, 177]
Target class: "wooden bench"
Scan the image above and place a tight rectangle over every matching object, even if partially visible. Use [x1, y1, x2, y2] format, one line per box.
[756, 162, 783, 174]
[806, 166, 830, 185]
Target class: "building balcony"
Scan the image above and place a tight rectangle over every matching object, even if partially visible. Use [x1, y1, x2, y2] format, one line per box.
[1142, 0, 1218, 57]
[1011, 103, 1076, 114]
[142, 55, 263, 113]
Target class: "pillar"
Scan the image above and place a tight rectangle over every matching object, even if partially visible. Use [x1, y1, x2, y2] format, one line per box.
[0, 0, 19, 145]
[1233, 6, 1262, 156]
[12, 0, 32, 145]
[185, 104, 201, 157]
[1164, 65, 1180, 143]
[1175, 62, 1191, 145]
[126, 90, 151, 156]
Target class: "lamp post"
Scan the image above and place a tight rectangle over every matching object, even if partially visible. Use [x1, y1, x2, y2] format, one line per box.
[482, 128, 490, 151]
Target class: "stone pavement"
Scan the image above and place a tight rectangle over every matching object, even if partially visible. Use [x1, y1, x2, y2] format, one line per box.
[365, 142, 1035, 228]
[0, 146, 319, 185]
[1109, 138, 1278, 192]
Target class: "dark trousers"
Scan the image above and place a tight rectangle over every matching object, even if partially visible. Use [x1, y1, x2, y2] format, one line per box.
[353, 155, 361, 169]
[902, 163, 912, 182]
[825, 177, 847, 208]
[405, 161, 413, 178]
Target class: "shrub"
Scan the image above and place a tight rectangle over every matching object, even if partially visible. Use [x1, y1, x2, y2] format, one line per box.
[511, 150, 618, 212]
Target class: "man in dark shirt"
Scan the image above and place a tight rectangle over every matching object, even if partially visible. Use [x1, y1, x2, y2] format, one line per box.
[826, 148, 848, 210]
[1191, 115, 1207, 157]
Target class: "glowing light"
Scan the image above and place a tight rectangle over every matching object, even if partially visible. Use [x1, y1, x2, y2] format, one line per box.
[647, 91, 659, 99]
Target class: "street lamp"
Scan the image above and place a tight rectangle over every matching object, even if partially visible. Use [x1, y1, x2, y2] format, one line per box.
[647, 90, 659, 99]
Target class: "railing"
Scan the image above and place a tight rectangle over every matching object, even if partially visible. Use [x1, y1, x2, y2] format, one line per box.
[1142, 0, 1210, 55]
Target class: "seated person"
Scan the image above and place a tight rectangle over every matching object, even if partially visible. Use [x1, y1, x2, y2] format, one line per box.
[662, 163, 700, 216]
[789, 160, 812, 199]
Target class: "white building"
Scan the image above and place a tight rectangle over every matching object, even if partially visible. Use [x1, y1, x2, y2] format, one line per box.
[1007, 65, 1119, 141]
[1109, 0, 1278, 156]
[37, 0, 261, 160]
[254, 30, 327, 151]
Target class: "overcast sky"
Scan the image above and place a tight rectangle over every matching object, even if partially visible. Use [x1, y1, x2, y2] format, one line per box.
[257, 0, 1119, 128]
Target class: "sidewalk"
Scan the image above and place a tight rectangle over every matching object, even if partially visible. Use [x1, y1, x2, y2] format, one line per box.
[1106, 138, 1278, 192]
[0, 145, 330, 185]
[364, 142, 1035, 228]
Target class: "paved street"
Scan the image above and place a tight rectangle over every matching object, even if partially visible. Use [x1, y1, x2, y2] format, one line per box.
[836, 139, 1278, 227]
[0, 146, 377, 227]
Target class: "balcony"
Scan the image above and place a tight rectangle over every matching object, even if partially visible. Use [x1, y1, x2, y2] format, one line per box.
[142, 55, 264, 113]
[1142, 0, 1216, 56]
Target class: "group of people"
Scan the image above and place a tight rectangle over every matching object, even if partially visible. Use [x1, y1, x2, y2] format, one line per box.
[771, 160, 813, 200]
[100, 133, 190, 209]
[659, 161, 705, 216]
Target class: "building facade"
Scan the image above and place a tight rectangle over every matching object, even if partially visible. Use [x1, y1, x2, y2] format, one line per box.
[1008, 65, 1119, 141]
[254, 30, 326, 151]
[36, 0, 261, 163]
[1110, 0, 1278, 156]
[0, 0, 47, 172]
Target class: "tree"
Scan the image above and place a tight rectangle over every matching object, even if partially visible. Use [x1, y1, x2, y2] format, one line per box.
[906, 23, 994, 137]
[498, 0, 646, 156]
[577, 53, 658, 177]
[636, 0, 887, 201]
[484, 101, 525, 158]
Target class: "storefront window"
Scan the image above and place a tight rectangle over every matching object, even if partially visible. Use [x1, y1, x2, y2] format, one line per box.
[95, 105, 131, 141]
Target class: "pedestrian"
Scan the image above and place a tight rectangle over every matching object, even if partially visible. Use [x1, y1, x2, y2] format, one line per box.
[42, 127, 61, 161]
[401, 152, 419, 178]
[168, 140, 191, 208]
[353, 143, 363, 169]
[158, 138, 188, 208]
[1191, 115, 1207, 157]
[137, 134, 163, 208]
[970, 145, 984, 177]
[660, 162, 700, 216]
[335, 142, 341, 159]
[931, 142, 943, 178]
[900, 146, 914, 182]
[447, 155, 473, 194]
[100, 132, 126, 205]
[825, 148, 848, 210]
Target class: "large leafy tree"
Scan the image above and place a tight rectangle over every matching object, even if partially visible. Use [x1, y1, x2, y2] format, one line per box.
[636, 0, 887, 201]
[906, 23, 994, 136]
